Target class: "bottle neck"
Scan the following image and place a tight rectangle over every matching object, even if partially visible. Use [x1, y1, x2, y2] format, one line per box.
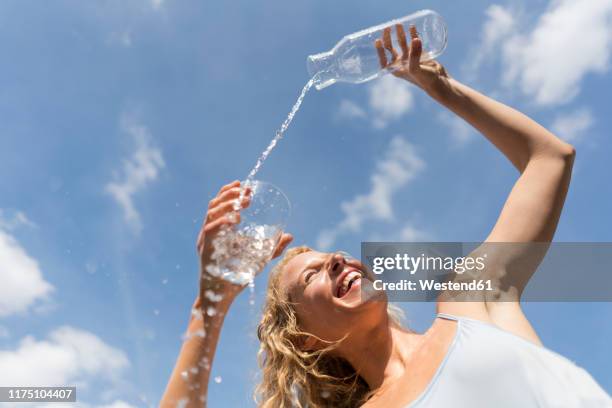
[307, 51, 337, 90]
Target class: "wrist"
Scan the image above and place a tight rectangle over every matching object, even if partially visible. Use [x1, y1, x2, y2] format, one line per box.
[425, 76, 461, 106]
[424, 75, 456, 102]
[200, 273, 242, 302]
[188, 292, 234, 332]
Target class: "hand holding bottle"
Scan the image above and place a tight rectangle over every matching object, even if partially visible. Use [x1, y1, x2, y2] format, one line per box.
[375, 24, 450, 97]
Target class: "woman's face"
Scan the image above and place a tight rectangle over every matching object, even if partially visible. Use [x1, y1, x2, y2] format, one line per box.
[279, 251, 387, 346]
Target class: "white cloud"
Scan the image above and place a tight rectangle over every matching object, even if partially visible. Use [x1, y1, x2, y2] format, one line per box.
[336, 99, 367, 120]
[467, 4, 516, 77]
[366, 222, 432, 243]
[399, 224, 431, 242]
[0, 209, 36, 230]
[475, 1, 612, 106]
[551, 108, 595, 143]
[368, 75, 414, 128]
[438, 112, 476, 146]
[98, 402, 137, 408]
[0, 228, 53, 317]
[317, 137, 425, 250]
[0, 326, 129, 387]
[151, 0, 164, 10]
[109, 31, 132, 47]
[105, 115, 165, 234]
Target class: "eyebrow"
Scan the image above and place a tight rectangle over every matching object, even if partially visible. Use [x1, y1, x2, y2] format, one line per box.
[299, 256, 327, 278]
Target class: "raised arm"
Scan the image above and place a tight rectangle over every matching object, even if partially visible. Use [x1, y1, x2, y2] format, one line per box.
[161, 181, 292, 407]
[432, 71, 574, 344]
[376, 26, 575, 342]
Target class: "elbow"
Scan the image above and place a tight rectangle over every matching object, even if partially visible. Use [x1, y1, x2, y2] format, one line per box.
[559, 142, 576, 161]
[545, 140, 576, 165]
[559, 142, 576, 170]
[529, 141, 576, 170]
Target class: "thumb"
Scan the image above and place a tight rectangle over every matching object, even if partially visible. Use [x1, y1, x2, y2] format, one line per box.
[272, 233, 293, 259]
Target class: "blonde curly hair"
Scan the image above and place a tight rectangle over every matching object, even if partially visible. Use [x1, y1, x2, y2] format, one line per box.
[255, 246, 405, 408]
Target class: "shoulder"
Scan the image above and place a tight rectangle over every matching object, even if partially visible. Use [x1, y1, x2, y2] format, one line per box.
[436, 300, 492, 323]
[436, 301, 542, 345]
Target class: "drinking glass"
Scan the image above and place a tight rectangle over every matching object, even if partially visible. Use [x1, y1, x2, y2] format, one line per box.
[207, 180, 291, 285]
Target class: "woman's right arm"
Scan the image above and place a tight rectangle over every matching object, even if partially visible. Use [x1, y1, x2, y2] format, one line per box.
[161, 292, 236, 407]
[160, 181, 247, 407]
[161, 181, 292, 407]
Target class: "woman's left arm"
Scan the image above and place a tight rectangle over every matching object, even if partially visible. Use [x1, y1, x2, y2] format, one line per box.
[376, 26, 575, 342]
[433, 78, 575, 344]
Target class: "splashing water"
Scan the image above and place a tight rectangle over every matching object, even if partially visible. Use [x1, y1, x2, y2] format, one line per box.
[204, 290, 224, 302]
[207, 223, 279, 285]
[222, 76, 317, 294]
[245, 75, 317, 184]
[233, 76, 317, 215]
[206, 77, 317, 332]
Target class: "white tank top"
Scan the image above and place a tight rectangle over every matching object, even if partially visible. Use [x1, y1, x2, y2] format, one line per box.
[405, 313, 611, 407]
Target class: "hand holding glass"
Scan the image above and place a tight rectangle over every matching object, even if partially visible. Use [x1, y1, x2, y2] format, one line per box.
[207, 180, 291, 285]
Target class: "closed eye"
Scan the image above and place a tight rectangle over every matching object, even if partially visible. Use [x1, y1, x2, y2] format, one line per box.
[304, 269, 319, 284]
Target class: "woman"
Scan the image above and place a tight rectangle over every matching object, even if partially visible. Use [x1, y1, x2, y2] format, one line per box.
[162, 26, 611, 407]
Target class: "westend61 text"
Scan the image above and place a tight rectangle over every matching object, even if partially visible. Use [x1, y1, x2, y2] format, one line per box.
[373, 279, 494, 292]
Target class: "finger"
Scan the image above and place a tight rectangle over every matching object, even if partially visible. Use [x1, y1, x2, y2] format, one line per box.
[382, 27, 399, 63]
[217, 180, 240, 196]
[209, 186, 252, 209]
[375, 39, 388, 68]
[396, 24, 409, 60]
[203, 213, 241, 234]
[409, 24, 419, 40]
[196, 228, 205, 252]
[408, 37, 423, 74]
[207, 196, 251, 223]
[272, 233, 294, 259]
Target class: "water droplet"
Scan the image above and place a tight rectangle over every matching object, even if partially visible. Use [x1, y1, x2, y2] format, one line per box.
[321, 390, 331, 399]
[204, 290, 224, 302]
[176, 264, 181, 270]
[214, 376, 222, 384]
[206, 306, 217, 316]
[248, 280, 256, 306]
[162, 278, 168, 285]
[190, 366, 199, 374]
[180, 371, 189, 381]
[191, 308, 203, 320]
[227, 211, 238, 222]
[153, 309, 160, 316]
[199, 357, 211, 370]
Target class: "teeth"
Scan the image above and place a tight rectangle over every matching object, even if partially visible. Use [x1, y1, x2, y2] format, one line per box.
[339, 271, 361, 296]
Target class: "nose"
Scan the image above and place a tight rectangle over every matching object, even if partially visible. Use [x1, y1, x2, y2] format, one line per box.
[329, 252, 346, 275]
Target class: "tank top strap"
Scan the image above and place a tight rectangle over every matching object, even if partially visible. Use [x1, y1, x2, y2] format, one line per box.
[436, 312, 460, 322]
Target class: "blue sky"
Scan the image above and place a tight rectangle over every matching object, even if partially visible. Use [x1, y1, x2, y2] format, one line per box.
[1, 0, 611, 406]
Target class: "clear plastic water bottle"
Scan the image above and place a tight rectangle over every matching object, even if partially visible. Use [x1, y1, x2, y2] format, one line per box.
[307, 10, 447, 90]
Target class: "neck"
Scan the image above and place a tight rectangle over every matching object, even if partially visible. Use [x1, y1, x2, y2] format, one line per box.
[337, 316, 422, 390]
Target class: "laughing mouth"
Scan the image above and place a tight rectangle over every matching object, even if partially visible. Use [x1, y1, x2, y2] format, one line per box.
[336, 269, 363, 298]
